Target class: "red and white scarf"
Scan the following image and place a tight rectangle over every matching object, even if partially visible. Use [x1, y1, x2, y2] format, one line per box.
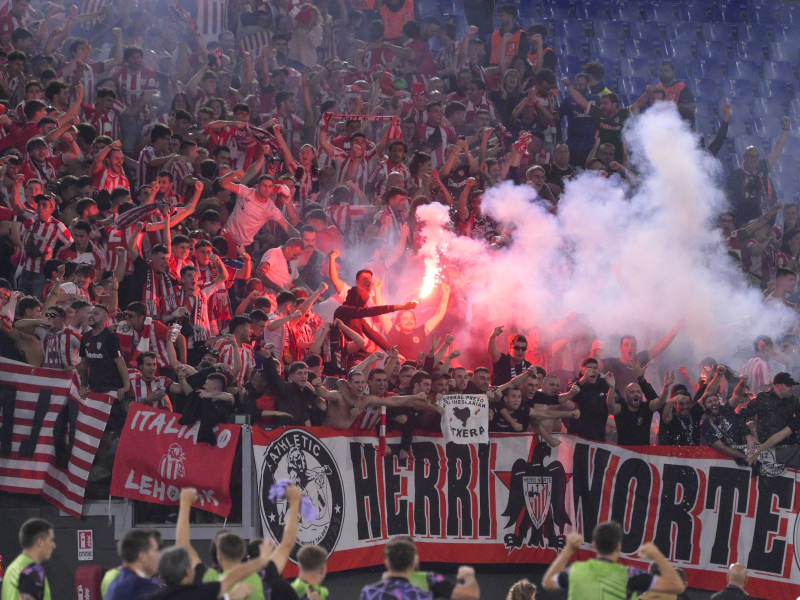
[323, 113, 402, 140]
[144, 266, 177, 318]
[175, 288, 210, 345]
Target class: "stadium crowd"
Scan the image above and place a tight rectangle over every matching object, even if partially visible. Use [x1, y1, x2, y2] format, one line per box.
[0, 0, 797, 596]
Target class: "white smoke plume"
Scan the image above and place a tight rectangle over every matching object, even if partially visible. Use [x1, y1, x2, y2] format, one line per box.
[416, 103, 796, 366]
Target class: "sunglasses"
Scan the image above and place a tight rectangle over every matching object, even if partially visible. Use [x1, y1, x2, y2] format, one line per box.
[513, 345, 527, 351]
[45, 312, 61, 318]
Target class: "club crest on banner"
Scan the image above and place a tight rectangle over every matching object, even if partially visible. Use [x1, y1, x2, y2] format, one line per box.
[258, 430, 344, 560]
[500, 442, 571, 550]
[159, 443, 187, 480]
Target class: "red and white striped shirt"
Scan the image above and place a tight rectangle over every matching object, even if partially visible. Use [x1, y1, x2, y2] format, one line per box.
[196, 0, 228, 40]
[284, 157, 315, 206]
[127, 369, 174, 411]
[329, 145, 377, 190]
[0, 9, 25, 34]
[105, 223, 135, 274]
[170, 159, 195, 201]
[20, 156, 65, 187]
[41, 327, 81, 370]
[369, 160, 411, 198]
[212, 339, 255, 388]
[464, 96, 499, 125]
[137, 145, 165, 190]
[272, 113, 304, 158]
[21, 217, 73, 273]
[401, 103, 427, 125]
[93, 166, 130, 193]
[239, 30, 270, 54]
[83, 100, 126, 140]
[120, 320, 172, 369]
[110, 65, 157, 106]
[57, 242, 107, 271]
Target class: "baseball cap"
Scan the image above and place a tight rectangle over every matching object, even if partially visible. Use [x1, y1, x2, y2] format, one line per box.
[410, 82, 426, 96]
[773, 372, 799, 386]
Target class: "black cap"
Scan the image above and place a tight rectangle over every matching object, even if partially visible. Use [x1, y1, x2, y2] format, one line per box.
[773, 372, 799, 387]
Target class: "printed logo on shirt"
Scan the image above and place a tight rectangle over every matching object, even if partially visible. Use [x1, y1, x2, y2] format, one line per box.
[258, 429, 344, 561]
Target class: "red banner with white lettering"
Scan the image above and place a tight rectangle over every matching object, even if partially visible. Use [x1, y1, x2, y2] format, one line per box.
[252, 427, 800, 599]
[110, 405, 240, 517]
[0, 358, 113, 518]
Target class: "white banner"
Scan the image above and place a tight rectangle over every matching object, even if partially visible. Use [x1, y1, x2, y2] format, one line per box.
[252, 427, 800, 599]
[440, 394, 489, 444]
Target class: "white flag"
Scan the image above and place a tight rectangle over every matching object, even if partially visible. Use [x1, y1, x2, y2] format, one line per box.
[440, 394, 489, 444]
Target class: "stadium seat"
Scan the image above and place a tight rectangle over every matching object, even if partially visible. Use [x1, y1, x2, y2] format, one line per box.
[670, 58, 690, 79]
[721, 78, 754, 98]
[747, 6, 776, 25]
[590, 38, 624, 59]
[551, 19, 588, 40]
[736, 24, 769, 45]
[697, 41, 729, 61]
[692, 58, 725, 79]
[695, 117, 715, 135]
[730, 41, 766, 65]
[751, 117, 784, 139]
[789, 98, 800, 119]
[770, 156, 797, 176]
[417, 0, 440, 16]
[733, 135, 763, 156]
[624, 38, 657, 58]
[778, 6, 800, 26]
[619, 57, 654, 78]
[680, 4, 712, 22]
[575, 1, 608, 20]
[558, 38, 589, 58]
[609, 3, 643, 22]
[594, 57, 618, 78]
[775, 135, 800, 159]
[720, 98, 753, 121]
[541, 2, 574, 19]
[561, 55, 585, 77]
[620, 93, 639, 106]
[661, 40, 694, 61]
[762, 61, 794, 82]
[714, 5, 746, 24]
[758, 80, 791, 102]
[592, 20, 627, 41]
[618, 76, 646, 96]
[694, 100, 717, 122]
[688, 77, 718, 100]
[772, 172, 799, 197]
[769, 42, 799, 62]
[439, 0, 465, 15]
[772, 25, 800, 47]
[727, 60, 759, 80]
[630, 21, 662, 41]
[701, 23, 734, 41]
[645, 3, 678, 23]
[665, 22, 699, 42]
[753, 98, 787, 120]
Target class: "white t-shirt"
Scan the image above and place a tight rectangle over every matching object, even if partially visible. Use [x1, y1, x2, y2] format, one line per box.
[259, 247, 298, 291]
[226, 184, 284, 246]
[262, 312, 288, 350]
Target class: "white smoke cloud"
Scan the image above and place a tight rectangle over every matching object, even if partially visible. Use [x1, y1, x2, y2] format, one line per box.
[415, 102, 795, 366]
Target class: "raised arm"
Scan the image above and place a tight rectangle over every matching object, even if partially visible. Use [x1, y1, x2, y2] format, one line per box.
[645, 318, 684, 361]
[176, 488, 203, 568]
[605, 372, 621, 415]
[561, 77, 589, 111]
[487, 325, 504, 363]
[767, 116, 792, 170]
[649, 371, 674, 412]
[423, 282, 450, 335]
[267, 484, 302, 573]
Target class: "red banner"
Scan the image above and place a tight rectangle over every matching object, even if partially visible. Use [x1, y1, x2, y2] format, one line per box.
[0, 358, 113, 518]
[110, 405, 240, 517]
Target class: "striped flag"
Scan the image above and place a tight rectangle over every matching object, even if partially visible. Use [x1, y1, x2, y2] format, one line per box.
[0, 358, 113, 517]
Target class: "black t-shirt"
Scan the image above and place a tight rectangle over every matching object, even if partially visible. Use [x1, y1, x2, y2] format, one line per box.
[615, 403, 653, 446]
[145, 581, 220, 600]
[79, 327, 124, 392]
[387, 325, 428, 363]
[490, 404, 530, 432]
[262, 561, 299, 600]
[491, 352, 531, 386]
[544, 163, 574, 190]
[566, 377, 609, 442]
[659, 403, 704, 446]
[530, 390, 560, 406]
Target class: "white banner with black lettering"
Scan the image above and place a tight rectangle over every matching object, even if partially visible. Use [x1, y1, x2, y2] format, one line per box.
[440, 394, 489, 444]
